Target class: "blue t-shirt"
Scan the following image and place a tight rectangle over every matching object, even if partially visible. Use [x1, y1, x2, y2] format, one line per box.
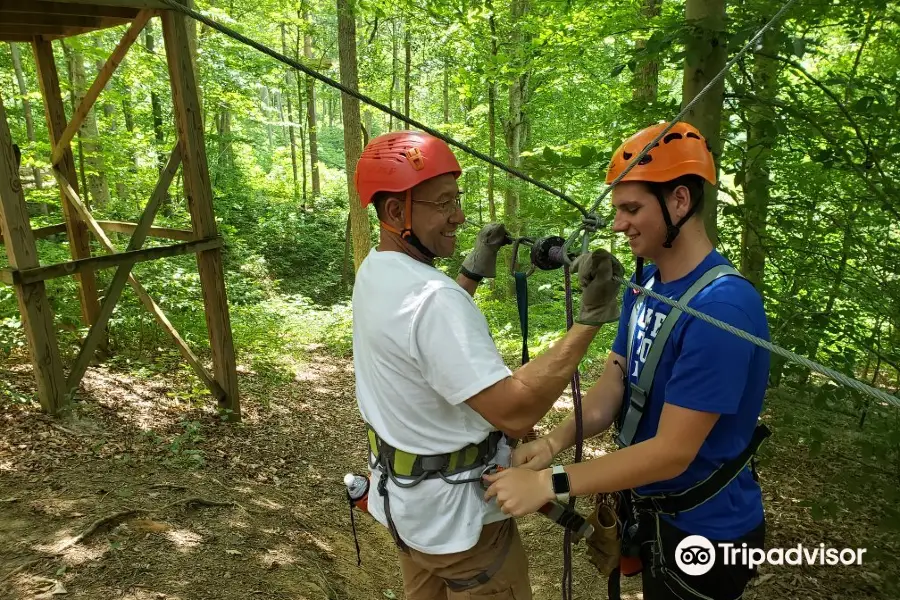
[611, 250, 770, 540]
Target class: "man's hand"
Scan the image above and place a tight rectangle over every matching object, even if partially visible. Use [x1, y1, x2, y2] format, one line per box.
[512, 437, 556, 471]
[461, 222, 512, 279]
[571, 249, 625, 326]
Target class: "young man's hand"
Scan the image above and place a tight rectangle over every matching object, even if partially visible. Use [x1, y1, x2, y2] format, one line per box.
[483, 467, 554, 516]
[511, 437, 555, 471]
[571, 249, 625, 326]
[461, 222, 512, 279]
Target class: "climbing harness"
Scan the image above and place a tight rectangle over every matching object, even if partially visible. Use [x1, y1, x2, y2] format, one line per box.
[366, 424, 509, 591]
[604, 263, 773, 600]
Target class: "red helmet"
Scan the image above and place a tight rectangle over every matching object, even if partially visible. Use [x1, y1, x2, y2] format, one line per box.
[355, 131, 462, 207]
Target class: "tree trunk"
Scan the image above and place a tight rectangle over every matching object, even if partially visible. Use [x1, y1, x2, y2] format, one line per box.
[9, 42, 45, 203]
[404, 26, 411, 119]
[337, 0, 371, 271]
[70, 48, 112, 208]
[798, 204, 860, 385]
[739, 24, 780, 289]
[487, 6, 498, 222]
[145, 23, 170, 211]
[390, 19, 399, 130]
[632, 0, 661, 103]
[443, 57, 450, 123]
[681, 0, 727, 245]
[504, 0, 530, 238]
[282, 24, 300, 207]
[303, 8, 321, 198]
[59, 40, 89, 201]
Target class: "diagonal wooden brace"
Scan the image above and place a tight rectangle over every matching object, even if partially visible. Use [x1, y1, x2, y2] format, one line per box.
[50, 10, 154, 166]
[66, 143, 182, 394]
[52, 167, 224, 403]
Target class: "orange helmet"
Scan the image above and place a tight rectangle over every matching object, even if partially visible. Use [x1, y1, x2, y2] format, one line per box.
[605, 121, 716, 186]
[355, 131, 461, 208]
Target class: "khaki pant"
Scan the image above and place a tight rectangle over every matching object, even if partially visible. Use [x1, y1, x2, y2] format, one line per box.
[398, 518, 533, 600]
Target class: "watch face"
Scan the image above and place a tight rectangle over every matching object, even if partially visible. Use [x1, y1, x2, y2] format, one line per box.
[552, 471, 570, 494]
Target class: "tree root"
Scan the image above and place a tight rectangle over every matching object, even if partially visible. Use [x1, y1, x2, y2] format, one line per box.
[58, 509, 139, 552]
[47, 495, 234, 553]
[161, 497, 235, 512]
[0, 558, 40, 583]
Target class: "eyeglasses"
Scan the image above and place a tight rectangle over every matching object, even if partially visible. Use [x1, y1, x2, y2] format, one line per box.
[413, 191, 464, 215]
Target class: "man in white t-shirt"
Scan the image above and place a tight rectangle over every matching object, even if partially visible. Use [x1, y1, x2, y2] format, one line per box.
[352, 130, 623, 599]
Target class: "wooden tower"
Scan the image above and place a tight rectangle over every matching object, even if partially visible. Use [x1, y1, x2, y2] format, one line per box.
[0, 0, 241, 420]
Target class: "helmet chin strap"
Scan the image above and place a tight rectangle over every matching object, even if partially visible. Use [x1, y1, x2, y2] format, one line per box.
[380, 190, 437, 262]
[651, 190, 699, 249]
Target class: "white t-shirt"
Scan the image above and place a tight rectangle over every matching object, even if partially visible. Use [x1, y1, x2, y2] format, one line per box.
[352, 248, 514, 554]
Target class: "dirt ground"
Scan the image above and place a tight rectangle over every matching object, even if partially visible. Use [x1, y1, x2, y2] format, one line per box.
[1, 351, 897, 600]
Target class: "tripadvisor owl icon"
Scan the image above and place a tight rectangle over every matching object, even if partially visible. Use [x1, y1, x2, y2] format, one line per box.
[675, 535, 717, 576]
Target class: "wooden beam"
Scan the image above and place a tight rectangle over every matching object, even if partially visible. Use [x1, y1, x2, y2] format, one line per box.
[0, 35, 40, 42]
[97, 220, 194, 241]
[10, 237, 221, 285]
[163, 7, 240, 421]
[53, 169, 225, 402]
[0, 13, 133, 27]
[0, 0, 140, 19]
[33, 38, 103, 334]
[0, 223, 67, 245]
[67, 144, 181, 392]
[0, 24, 121, 37]
[0, 91, 67, 414]
[1, 222, 192, 245]
[45, 0, 167, 8]
[50, 10, 152, 165]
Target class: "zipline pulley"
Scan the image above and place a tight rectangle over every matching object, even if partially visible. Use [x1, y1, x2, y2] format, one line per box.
[510, 235, 571, 277]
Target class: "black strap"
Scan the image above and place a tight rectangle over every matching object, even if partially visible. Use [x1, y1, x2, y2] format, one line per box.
[443, 519, 515, 592]
[459, 265, 484, 282]
[377, 466, 409, 552]
[633, 424, 772, 515]
[347, 490, 362, 566]
[514, 271, 529, 365]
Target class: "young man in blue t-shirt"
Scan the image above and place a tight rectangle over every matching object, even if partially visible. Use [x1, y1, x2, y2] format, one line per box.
[483, 121, 770, 599]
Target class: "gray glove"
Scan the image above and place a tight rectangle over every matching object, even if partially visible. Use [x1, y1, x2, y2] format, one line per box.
[571, 249, 625, 326]
[461, 223, 512, 279]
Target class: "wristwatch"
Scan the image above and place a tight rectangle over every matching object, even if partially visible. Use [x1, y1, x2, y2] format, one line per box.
[550, 465, 570, 504]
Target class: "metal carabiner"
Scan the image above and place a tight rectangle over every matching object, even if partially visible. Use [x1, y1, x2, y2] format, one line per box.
[509, 236, 536, 277]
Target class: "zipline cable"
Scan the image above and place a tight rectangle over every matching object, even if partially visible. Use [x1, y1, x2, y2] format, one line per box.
[156, 0, 589, 218]
[156, 0, 899, 410]
[619, 276, 900, 408]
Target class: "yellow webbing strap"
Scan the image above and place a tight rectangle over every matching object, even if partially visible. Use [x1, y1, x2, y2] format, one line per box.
[366, 425, 487, 478]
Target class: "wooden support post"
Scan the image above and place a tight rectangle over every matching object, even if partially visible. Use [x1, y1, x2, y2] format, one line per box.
[0, 91, 66, 414]
[162, 6, 240, 421]
[67, 144, 180, 391]
[32, 38, 104, 345]
[50, 10, 153, 166]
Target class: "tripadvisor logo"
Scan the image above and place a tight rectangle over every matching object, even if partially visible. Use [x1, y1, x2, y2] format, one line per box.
[675, 535, 867, 575]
